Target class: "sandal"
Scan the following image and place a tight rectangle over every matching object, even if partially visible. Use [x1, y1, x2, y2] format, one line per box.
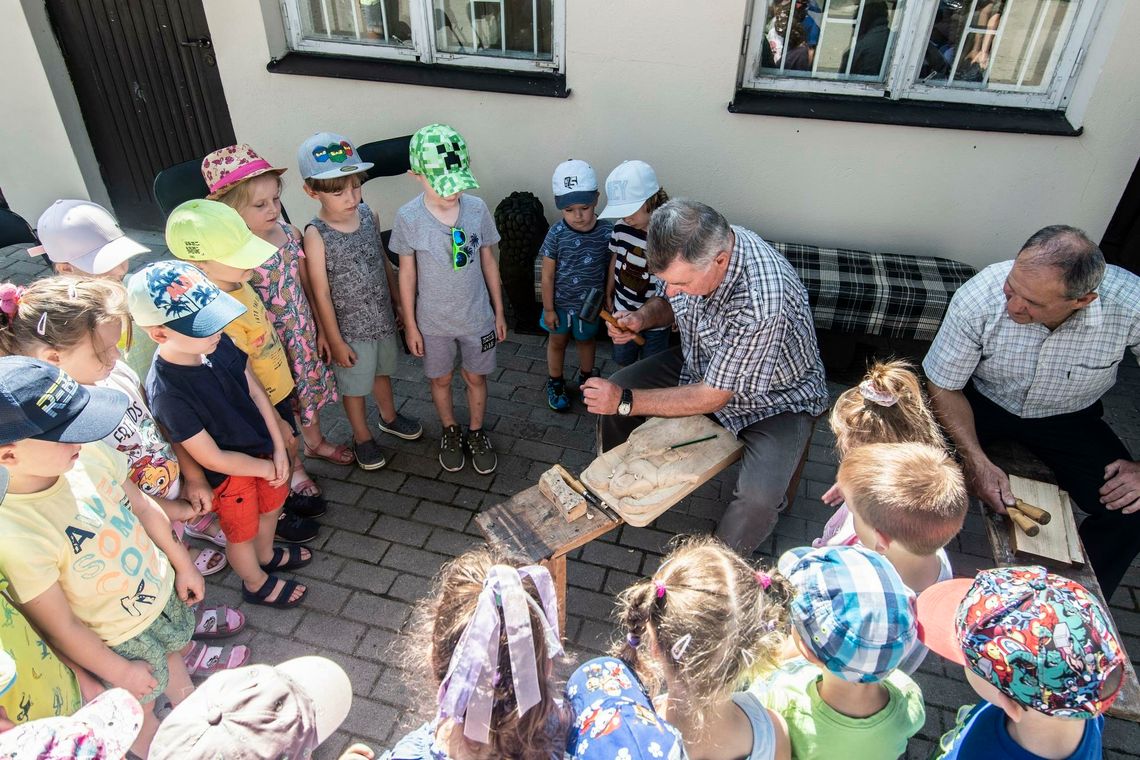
[291, 474, 322, 499]
[191, 547, 227, 576]
[303, 439, 354, 466]
[193, 605, 246, 640]
[184, 513, 227, 548]
[184, 641, 251, 677]
[242, 574, 307, 609]
[260, 545, 313, 573]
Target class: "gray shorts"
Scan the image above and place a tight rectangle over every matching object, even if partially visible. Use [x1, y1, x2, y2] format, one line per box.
[332, 334, 399, 396]
[422, 329, 498, 379]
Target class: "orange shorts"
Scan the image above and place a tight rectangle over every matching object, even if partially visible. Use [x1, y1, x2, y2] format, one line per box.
[211, 474, 288, 544]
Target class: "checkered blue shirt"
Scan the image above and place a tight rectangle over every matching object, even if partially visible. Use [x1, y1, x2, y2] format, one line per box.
[923, 261, 1140, 418]
[664, 226, 829, 435]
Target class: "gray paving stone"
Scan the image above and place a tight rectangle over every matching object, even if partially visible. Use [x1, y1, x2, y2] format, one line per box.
[336, 561, 398, 595]
[321, 502, 379, 534]
[381, 544, 453, 577]
[293, 610, 367, 654]
[324, 531, 391, 563]
[425, 528, 481, 557]
[369, 514, 432, 547]
[400, 474, 459, 503]
[411, 501, 472, 531]
[579, 540, 643, 573]
[343, 592, 411, 630]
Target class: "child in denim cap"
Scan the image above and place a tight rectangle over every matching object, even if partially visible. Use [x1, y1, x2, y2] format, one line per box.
[917, 566, 1124, 759]
[754, 545, 925, 759]
[128, 261, 310, 611]
[300, 131, 422, 472]
[391, 124, 505, 475]
[0, 358, 203, 756]
[539, 160, 612, 412]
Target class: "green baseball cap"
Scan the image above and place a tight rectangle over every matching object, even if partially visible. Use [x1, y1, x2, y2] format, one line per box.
[165, 199, 277, 270]
[409, 123, 479, 197]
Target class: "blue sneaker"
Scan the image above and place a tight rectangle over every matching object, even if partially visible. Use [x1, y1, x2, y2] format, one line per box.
[545, 377, 570, 412]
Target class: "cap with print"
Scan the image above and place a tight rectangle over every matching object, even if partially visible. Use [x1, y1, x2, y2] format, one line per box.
[28, 200, 149, 275]
[599, 161, 660, 220]
[166, 199, 277, 270]
[297, 132, 373, 181]
[779, 544, 917, 683]
[201, 143, 287, 200]
[126, 260, 246, 338]
[552, 159, 599, 210]
[150, 656, 353, 760]
[0, 357, 127, 446]
[0, 688, 143, 760]
[409, 123, 478, 197]
[917, 566, 1125, 718]
[566, 657, 685, 760]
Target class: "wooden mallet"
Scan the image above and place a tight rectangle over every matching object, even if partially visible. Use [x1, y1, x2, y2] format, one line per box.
[578, 287, 645, 346]
[1013, 498, 1051, 525]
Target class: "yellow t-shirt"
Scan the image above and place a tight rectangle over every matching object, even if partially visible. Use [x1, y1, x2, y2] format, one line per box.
[0, 578, 82, 725]
[224, 282, 295, 405]
[0, 443, 174, 647]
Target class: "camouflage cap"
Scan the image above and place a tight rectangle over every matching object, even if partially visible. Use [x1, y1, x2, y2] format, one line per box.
[409, 123, 479, 197]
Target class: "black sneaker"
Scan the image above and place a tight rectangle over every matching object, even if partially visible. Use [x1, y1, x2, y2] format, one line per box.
[466, 428, 497, 475]
[275, 512, 319, 544]
[284, 491, 326, 519]
[440, 424, 465, 472]
[378, 413, 424, 440]
[354, 438, 387, 470]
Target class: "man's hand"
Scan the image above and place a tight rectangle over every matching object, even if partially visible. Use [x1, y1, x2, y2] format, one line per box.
[1101, 459, 1140, 514]
[112, 659, 158, 701]
[176, 566, 206, 605]
[608, 310, 644, 345]
[822, 483, 844, 507]
[965, 455, 1015, 514]
[331, 340, 357, 368]
[582, 378, 622, 415]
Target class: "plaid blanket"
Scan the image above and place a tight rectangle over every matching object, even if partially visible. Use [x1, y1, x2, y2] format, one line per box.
[775, 243, 977, 342]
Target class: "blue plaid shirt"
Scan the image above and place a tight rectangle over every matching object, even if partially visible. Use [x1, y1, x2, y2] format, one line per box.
[665, 226, 828, 435]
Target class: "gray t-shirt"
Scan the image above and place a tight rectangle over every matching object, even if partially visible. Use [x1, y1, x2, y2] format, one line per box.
[389, 193, 501, 337]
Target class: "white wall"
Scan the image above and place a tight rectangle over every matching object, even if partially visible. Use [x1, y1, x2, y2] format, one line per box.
[0, 1, 107, 222]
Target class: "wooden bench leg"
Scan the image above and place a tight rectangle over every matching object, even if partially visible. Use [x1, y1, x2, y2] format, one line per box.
[542, 554, 568, 638]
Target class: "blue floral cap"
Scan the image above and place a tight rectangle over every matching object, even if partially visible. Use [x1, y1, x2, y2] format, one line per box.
[565, 658, 686, 760]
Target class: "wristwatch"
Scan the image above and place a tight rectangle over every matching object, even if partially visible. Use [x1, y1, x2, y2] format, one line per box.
[617, 388, 633, 416]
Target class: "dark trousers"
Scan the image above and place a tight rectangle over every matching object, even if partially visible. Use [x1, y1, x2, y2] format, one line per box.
[598, 347, 815, 554]
[967, 384, 1138, 598]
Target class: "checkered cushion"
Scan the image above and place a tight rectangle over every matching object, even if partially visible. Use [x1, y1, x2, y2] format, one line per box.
[775, 243, 977, 342]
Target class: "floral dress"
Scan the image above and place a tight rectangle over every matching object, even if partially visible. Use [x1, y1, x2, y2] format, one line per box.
[250, 223, 338, 426]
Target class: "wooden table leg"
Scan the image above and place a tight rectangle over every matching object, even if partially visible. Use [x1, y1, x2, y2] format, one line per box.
[543, 554, 568, 638]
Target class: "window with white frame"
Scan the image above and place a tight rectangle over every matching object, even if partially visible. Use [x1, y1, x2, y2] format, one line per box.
[283, 0, 562, 72]
[740, 1, 1103, 110]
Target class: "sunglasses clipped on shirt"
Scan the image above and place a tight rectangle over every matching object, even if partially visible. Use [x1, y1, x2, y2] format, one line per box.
[451, 227, 470, 270]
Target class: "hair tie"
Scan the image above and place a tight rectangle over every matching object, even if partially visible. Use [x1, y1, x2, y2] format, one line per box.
[67, 282, 78, 301]
[755, 571, 772, 590]
[0, 284, 23, 319]
[858, 379, 898, 407]
[35, 312, 48, 336]
[654, 580, 666, 600]
[670, 633, 692, 661]
[626, 633, 641, 648]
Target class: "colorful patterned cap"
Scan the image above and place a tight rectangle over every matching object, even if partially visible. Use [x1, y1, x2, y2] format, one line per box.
[201, 143, 287, 200]
[565, 658, 686, 760]
[297, 132, 373, 181]
[0, 687, 143, 759]
[779, 544, 917, 683]
[409, 123, 478, 197]
[917, 566, 1125, 718]
[126, 260, 246, 338]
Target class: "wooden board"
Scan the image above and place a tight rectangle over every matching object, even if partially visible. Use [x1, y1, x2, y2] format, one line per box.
[580, 416, 742, 527]
[475, 485, 621, 565]
[1007, 476, 1085, 565]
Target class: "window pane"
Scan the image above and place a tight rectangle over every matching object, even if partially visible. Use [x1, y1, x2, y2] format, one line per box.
[297, 0, 414, 48]
[918, 0, 1082, 92]
[433, 0, 554, 60]
[757, 1, 909, 82]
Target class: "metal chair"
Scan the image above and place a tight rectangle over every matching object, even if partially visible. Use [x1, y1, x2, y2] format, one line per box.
[0, 207, 37, 248]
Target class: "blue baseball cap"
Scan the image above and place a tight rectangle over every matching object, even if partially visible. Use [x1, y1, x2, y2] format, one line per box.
[566, 658, 686, 760]
[779, 545, 917, 683]
[126, 261, 246, 338]
[0, 358, 128, 446]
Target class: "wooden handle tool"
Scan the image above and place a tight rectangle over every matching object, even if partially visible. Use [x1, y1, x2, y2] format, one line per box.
[1013, 498, 1051, 525]
[1007, 505, 1040, 537]
[599, 311, 646, 346]
[553, 464, 622, 522]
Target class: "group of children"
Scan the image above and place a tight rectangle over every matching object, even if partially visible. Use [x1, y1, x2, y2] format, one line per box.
[0, 118, 1127, 759]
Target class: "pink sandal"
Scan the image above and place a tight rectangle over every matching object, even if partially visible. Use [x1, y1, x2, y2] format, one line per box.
[184, 641, 250, 677]
[184, 513, 227, 548]
[191, 547, 227, 576]
[303, 439, 354, 465]
[192, 605, 246, 640]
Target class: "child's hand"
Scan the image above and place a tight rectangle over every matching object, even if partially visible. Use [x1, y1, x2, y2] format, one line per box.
[331, 340, 357, 368]
[176, 566, 206, 605]
[317, 332, 333, 365]
[113, 659, 158, 701]
[165, 498, 198, 522]
[339, 744, 376, 760]
[184, 479, 214, 515]
[495, 313, 508, 343]
[821, 483, 844, 507]
[544, 309, 559, 331]
[269, 447, 291, 488]
[405, 325, 424, 357]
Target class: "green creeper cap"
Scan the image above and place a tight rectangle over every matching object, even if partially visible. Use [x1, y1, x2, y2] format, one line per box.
[165, 199, 277, 270]
[409, 123, 479, 197]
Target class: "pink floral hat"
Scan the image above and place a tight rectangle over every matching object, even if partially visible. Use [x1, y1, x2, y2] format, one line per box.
[201, 144, 287, 200]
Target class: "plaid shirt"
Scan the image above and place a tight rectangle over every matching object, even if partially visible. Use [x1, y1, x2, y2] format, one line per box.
[923, 261, 1140, 418]
[665, 226, 829, 435]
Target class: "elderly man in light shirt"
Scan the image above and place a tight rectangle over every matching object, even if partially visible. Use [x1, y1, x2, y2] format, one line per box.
[924, 225, 1140, 597]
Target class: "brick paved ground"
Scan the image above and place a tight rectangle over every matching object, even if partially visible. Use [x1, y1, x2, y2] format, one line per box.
[2, 238, 1138, 758]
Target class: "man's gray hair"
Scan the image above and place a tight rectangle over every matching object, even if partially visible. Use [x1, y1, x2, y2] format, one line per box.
[1017, 225, 1105, 298]
[645, 199, 732, 273]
